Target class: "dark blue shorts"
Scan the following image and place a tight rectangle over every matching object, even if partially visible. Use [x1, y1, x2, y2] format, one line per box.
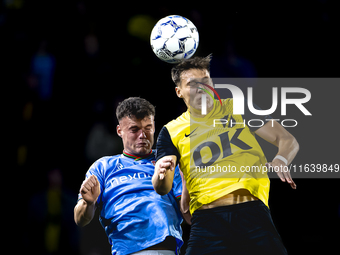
[185, 200, 288, 255]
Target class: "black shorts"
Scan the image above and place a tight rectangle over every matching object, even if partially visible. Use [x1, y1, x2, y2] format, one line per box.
[185, 200, 288, 255]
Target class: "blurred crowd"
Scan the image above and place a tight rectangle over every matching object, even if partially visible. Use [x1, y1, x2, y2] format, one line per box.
[3, 0, 339, 254]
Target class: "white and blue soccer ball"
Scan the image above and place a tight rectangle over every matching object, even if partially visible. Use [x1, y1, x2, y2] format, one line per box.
[150, 15, 199, 64]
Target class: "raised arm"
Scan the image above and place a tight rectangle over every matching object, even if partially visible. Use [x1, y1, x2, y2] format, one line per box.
[255, 120, 299, 189]
[152, 155, 176, 195]
[74, 175, 101, 227]
[153, 126, 181, 195]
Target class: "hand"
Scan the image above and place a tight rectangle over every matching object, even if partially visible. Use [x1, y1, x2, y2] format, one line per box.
[158, 157, 175, 180]
[80, 175, 101, 204]
[266, 158, 297, 189]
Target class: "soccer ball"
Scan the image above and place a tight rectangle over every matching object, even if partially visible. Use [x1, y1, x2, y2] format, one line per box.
[150, 15, 199, 64]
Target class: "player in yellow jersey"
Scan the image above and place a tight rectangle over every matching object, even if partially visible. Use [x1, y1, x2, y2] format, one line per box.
[152, 55, 299, 255]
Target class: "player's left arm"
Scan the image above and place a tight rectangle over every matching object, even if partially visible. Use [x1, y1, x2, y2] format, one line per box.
[255, 120, 299, 189]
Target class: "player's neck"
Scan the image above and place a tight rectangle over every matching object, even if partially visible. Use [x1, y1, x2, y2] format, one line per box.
[123, 149, 153, 161]
[188, 105, 214, 118]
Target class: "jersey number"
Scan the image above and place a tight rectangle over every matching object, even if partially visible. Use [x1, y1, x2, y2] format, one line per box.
[193, 128, 252, 167]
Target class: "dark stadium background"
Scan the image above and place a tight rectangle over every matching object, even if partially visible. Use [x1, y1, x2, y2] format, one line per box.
[4, 1, 339, 254]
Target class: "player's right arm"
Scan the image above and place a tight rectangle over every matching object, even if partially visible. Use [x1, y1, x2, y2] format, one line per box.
[153, 155, 176, 195]
[152, 126, 180, 195]
[74, 175, 101, 227]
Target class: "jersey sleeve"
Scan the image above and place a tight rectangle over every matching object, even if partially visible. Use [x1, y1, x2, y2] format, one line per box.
[77, 159, 105, 205]
[156, 126, 180, 164]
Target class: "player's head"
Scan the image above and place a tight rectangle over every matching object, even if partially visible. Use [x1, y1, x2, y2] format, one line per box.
[116, 97, 155, 156]
[171, 55, 214, 113]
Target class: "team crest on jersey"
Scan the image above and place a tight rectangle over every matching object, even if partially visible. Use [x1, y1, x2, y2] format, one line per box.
[151, 160, 156, 166]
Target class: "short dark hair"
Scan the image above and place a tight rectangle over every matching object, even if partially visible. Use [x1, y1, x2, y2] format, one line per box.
[116, 97, 155, 121]
[171, 54, 212, 86]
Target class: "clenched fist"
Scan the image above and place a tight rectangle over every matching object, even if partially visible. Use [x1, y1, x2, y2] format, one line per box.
[79, 175, 101, 205]
[157, 157, 175, 180]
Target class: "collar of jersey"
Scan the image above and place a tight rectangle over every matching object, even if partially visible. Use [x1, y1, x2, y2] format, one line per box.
[122, 150, 154, 161]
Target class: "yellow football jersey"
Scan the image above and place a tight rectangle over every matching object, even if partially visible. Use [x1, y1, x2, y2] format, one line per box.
[156, 99, 270, 215]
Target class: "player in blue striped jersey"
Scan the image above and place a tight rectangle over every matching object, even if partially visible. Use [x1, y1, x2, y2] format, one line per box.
[74, 97, 186, 255]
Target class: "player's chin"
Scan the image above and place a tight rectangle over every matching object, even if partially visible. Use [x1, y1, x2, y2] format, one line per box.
[189, 97, 201, 108]
[194, 96, 206, 107]
[191, 102, 202, 112]
[135, 145, 152, 155]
